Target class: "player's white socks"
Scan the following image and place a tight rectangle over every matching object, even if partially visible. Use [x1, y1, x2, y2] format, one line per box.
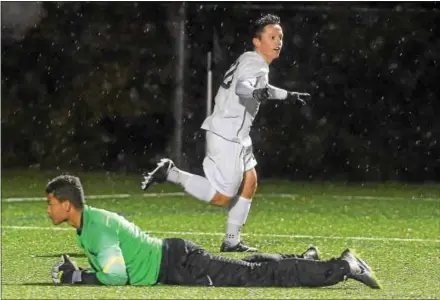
[167, 167, 215, 203]
[224, 196, 252, 246]
[167, 166, 192, 186]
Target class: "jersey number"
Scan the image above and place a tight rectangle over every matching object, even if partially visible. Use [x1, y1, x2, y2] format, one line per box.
[220, 61, 240, 90]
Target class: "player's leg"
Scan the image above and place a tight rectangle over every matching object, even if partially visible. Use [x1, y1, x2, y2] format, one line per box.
[141, 158, 217, 203]
[273, 249, 381, 289]
[221, 144, 258, 251]
[242, 245, 320, 262]
[221, 169, 257, 251]
[185, 251, 346, 287]
[187, 249, 379, 288]
[141, 132, 242, 206]
[142, 132, 242, 207]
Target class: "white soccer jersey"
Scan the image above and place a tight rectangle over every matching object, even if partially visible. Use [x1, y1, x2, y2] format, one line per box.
[201, 51, 269, 146]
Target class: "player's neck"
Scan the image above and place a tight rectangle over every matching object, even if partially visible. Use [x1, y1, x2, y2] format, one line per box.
[69, 208, 83, 229]
[254, 49, 273, 65]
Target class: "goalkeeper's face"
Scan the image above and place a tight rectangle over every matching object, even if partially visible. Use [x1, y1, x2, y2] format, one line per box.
[46, 193, 69, 225]
[253, 24, 283, 64]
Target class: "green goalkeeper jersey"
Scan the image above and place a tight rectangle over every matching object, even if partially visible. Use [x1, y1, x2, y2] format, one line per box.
[76, 205, 163, 286]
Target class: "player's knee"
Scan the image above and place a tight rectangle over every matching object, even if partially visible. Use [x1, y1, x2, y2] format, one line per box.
[210, 192, 232, 207]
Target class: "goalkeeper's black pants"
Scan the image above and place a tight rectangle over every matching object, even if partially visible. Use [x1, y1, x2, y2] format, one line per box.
[157, 238, 349, 287]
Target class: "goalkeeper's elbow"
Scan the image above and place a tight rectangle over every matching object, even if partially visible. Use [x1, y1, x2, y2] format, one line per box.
[97, 272, 128, 286]
[109, 276, 128, 286]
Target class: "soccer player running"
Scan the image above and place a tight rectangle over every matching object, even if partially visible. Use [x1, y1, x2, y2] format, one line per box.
[142, 14, 311, 252]
[47, 175, 380, 289]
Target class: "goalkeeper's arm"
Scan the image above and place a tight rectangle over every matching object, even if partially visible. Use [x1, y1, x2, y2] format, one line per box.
[51, 254, 102, 285]
[62, 269, 103, 285]
[93, 245, 129, 286]
[52, 243, 128, 286]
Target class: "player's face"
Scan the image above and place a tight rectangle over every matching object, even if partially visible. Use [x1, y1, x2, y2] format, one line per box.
[253, 24, 283, 64]
[46, 193, 69, 225]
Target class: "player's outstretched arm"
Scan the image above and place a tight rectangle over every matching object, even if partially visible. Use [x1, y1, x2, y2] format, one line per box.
[267, 84, 311, 105]
[236, 79, 311, 105]
[51, 254, 102, 285]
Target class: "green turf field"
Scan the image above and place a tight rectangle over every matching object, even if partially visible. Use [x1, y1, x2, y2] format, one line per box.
[1, 170, 439, 299]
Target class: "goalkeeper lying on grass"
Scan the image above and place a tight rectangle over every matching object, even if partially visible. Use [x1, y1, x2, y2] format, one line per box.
[46, 175, 380, 288]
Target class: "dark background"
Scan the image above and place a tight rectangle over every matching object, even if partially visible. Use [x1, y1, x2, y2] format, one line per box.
[2, 2, 439, 182]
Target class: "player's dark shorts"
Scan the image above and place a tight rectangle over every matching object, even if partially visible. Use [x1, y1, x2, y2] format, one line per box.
[157, 238, 349, 287]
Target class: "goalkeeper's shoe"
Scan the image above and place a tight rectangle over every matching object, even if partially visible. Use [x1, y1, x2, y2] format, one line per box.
[301, 245, 320, 260]
[220, 241, 258, 253]
[141, 158, 174, 190]
[340, 249, 381, 289]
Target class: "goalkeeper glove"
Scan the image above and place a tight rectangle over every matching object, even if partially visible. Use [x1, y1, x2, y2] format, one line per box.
[51, 254, 81, 284]
[51, 254, 102, 285]
[286, 92, 311, 106]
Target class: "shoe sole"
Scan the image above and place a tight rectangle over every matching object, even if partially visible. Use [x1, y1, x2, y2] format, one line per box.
[348, 248, 382, 289]
[302, 245, 320, 260]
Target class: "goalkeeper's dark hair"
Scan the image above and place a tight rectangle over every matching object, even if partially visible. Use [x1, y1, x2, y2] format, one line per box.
[252, 14, 281, 38]
[46, 175, 85, 209]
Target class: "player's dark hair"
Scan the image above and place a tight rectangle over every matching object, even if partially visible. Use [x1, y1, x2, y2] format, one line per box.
[46, 175, 85, 209]
[252, 14, 281, 38]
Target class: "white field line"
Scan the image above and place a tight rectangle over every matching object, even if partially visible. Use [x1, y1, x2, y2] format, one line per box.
[2, 192, 440, 203]
[2, 225, 440, 243]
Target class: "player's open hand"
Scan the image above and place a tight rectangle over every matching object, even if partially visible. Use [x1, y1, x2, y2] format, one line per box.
[51, 254, 79, 284]
[288, 92, 311, 106]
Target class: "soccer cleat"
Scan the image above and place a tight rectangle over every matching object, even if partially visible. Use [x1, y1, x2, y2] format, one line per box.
[220, 241, 258, 253]
[340, 249, 381, 289]
[301, 245, 320, 260]
[141, 158, 174, 190]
